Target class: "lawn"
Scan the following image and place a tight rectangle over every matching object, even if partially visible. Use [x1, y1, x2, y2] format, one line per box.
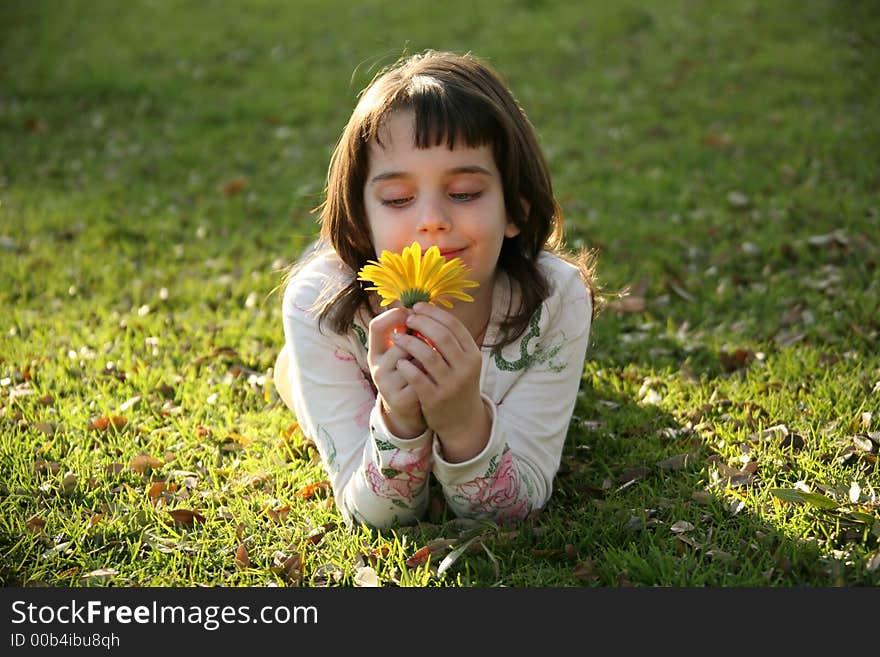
[1, 0, 878, 587]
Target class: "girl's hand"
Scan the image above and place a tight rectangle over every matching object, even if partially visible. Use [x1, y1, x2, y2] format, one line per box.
[390, 302, 491, 461]
[367, 307, 427, 438]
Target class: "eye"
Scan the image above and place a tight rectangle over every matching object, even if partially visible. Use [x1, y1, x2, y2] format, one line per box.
[449, 191, 482, 202]
[381, 197, 413, 207]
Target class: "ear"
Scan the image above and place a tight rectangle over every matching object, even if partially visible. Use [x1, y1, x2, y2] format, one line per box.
[504, 197, 529, 238]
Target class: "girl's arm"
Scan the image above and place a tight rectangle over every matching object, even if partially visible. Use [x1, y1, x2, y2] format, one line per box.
[431, 260, 592, 523]
[279, 268, 433, 529]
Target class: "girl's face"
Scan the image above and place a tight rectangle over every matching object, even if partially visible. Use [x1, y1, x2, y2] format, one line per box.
[363, 110, 520, 300]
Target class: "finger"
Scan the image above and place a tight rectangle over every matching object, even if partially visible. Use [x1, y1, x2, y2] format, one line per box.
[410, 302, 475, 351]
[368, 307, 411, 356]
[405, 312, 466, 357]
[396, 358, 437, 396]
[391, 330, 450, 374]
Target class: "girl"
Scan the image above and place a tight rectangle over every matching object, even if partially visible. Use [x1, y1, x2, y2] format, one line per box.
[275, 50, 598, 529]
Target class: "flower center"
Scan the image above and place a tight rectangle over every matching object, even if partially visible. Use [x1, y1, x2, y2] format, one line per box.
[400, 288, 432, 308]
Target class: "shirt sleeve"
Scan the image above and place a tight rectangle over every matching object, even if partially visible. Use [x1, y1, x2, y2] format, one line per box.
[431, 261, 592, 523]
[280, 265, 433, 529]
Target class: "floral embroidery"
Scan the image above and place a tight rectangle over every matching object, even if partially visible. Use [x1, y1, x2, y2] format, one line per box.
[450, 448, 530, 522]
[352, 323, 367, 351]
[314, 425, 338, 475]
[364, 440, 431, 502]
[492, 306, 565, 373]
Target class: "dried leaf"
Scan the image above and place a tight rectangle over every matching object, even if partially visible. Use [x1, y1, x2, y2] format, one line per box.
[147, 481, 166, 505]
[572, 559, 599, 581]
[60, 472, 78, 496]
[719, 348, 752, 373]
[852, 435, 876, 452]
[266, 504, 291, 524]
[749, 424, 790, 442]
[220, 176, 249, 197]
[26, 515, 46, 534]
[405, 546, 432, 568]
[88, 415, 128, 432]
[34, 460, 61, 476]
[658, 453, 694, 471]
[271, 551, 303, 584]
[239, 471, 273, 490]
[234, 543, 249, 569]
[670, 520, 695, 534]
[130, 454, 164, 474]
[608, 295, 646, 314]
[80, 568, 118, 582]
[118, 395, 142, 412]
[437, 535, 481, 576]
[295, 479, 330, 499]
[104, 463, 125, 476]
[353, 566, 380, 587]
[168, 509, 206, 525]
[305, 522, 335, 545]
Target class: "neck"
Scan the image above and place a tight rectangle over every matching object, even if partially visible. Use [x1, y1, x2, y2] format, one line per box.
[452, 275, 495, 346]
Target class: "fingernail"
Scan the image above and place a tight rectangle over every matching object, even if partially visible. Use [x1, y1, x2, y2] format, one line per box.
[405, 315, 415, 326]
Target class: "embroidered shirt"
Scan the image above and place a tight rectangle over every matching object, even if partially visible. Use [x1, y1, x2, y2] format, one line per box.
[276, 248, 591, 529]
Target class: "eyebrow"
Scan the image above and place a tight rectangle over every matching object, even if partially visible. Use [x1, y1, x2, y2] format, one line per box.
[369, 165, 493, 184]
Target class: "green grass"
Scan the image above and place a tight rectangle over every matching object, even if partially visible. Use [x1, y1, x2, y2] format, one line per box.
[1, 0, 878, 587]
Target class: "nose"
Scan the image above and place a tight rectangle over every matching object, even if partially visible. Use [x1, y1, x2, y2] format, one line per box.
[416, 194, 451, 234]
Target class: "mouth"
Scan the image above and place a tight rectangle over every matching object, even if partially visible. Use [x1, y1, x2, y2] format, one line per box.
[438, 247, 466, 259]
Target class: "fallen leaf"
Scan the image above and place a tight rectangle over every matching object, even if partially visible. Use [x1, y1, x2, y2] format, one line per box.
[405, 546, 432, 568]
[238, 471, 273, 490]
[33, 460, 61, 476]
[617, 466, 650, 486]
[26, 516, 46, 534]
[271, 551, 303, 584]
[749, 424, 790, 442]
[266, 504, 291, 524]
[147, 481, 166, 505]
[608, 295, 647, 314]
[104, 463, 125, 476]
[88, 415, 128, 432]
[130, 454, 164, 474]
[220, 176, 249, 197]
[60, 472, 78, 496]
[353, 566, 380, 587]
[118, 395, 142, 412]
[719, 348, 753, 373]
[658, 453, 694, 471]
[670, 520, 695, 534]
[80, 568, 118, 582]
[234, 543, 249, 569]
[295, 479, 330, 499]
[305, 522, 335, 545]
[168, 509, 206, 525]
[572, 559, 599, 582]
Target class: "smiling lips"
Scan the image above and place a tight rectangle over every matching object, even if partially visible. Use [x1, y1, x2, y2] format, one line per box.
[438, 247, 466, 259]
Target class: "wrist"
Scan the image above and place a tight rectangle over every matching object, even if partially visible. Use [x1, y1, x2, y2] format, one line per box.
[380, 400, 426, 439]
[436, 398, 492, 463]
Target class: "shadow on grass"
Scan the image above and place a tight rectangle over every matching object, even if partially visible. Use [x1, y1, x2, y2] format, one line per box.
[377, 345, 876, 587]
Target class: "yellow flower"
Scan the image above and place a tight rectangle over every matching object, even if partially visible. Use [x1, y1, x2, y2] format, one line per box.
[357, 242, 479, 308]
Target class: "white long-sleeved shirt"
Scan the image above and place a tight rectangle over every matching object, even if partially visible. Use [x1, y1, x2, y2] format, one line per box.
[275, 248, 591, 529]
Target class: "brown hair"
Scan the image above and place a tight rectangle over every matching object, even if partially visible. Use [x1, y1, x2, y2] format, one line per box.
[298, 49, 599, 348]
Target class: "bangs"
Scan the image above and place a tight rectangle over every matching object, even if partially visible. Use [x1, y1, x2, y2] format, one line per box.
[367, 74, 502, 151]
